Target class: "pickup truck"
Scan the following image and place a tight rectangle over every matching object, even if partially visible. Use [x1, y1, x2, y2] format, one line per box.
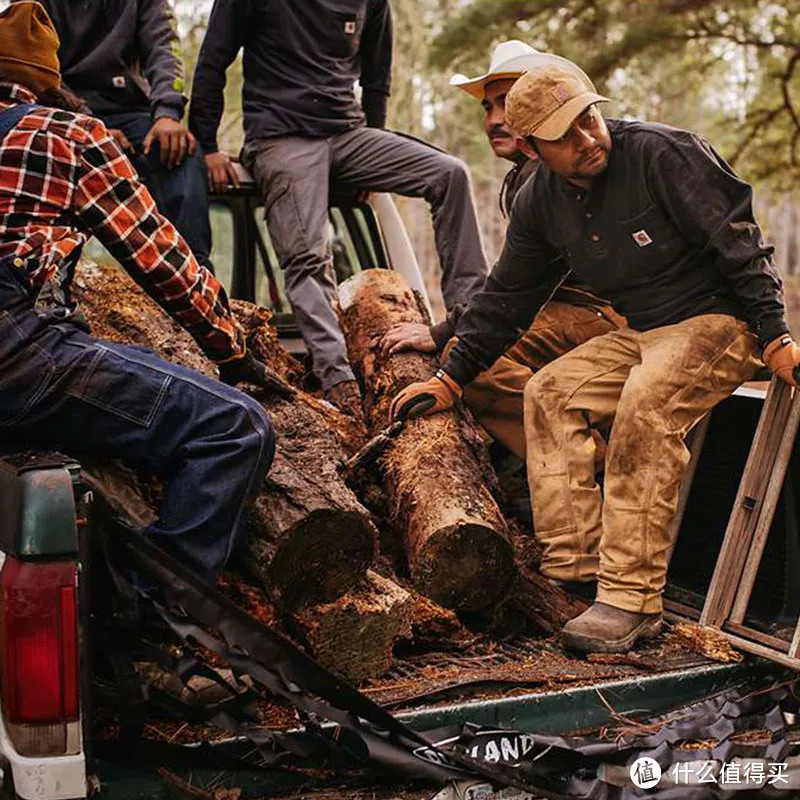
[0, 171, 793, 800]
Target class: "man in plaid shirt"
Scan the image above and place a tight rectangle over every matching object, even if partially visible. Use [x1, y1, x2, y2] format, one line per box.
[0, 1, 279, 582]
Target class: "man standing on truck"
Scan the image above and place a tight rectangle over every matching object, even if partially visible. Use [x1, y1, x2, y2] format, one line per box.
[0, 1, 280, 585]
[189, 0, 489, 418]
[23, 0, 217, 272]
[380, 41, 624, 462]
[390, 56, 799, 653]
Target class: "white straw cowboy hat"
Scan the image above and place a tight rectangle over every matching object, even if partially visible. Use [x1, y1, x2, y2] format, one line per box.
[449, 40, 595, 99]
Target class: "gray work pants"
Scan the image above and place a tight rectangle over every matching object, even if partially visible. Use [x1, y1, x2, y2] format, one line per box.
[241, 127, 488, 389]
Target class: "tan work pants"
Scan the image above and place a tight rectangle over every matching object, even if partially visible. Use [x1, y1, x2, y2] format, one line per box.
[451, 299, 624, 459]
[524, 314, 761, 614]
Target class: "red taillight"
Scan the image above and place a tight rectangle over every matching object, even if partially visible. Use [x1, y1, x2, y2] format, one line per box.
[0, 557, 79, 724]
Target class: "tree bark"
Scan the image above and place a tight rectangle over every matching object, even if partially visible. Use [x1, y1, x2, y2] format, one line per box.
[75, 261, 376, 612]
[337, 270, 516, 612]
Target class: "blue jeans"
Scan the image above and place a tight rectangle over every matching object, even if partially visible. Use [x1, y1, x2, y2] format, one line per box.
[100, 110, 215, 272]
[0, 258, 274, 581]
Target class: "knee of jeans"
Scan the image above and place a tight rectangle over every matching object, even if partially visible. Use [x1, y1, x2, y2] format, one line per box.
[236, 395, 276, 466]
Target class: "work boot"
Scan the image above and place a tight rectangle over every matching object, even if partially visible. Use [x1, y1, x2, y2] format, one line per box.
[325, 379, 365, 423]
[560, 602, 662, 654]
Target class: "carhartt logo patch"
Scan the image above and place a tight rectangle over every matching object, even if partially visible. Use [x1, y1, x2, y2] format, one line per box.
[632, 229, 653, 247]
[112, 75, 126, 88]
[344, 20, 356, 34]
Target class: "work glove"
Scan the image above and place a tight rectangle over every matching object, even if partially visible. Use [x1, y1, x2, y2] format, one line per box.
[762, 334, 800, 389]
[218, 350, 295, 399]
[389, 369, 462, 422]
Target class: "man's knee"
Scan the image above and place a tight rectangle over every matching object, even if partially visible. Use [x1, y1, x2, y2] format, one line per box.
[428, 154, 470, 199]
[233, 394, 276, 471]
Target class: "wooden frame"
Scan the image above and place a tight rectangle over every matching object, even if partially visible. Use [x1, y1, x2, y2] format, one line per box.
[685, 377, 800, 668]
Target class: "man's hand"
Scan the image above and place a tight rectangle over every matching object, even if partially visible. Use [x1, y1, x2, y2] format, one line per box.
[218, 351, 295, 399]
[763, 334, 800, 389]
[381, 322, 437, 356]
[205, 151, 241, 194]
[389, 370, 462, 422]
[108, 128, 134, 154]
[142, 117, 197, 169]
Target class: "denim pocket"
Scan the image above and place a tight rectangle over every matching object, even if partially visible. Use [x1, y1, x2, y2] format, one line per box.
[64, 343, 172, 427]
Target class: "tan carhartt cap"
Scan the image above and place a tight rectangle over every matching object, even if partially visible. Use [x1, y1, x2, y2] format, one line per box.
[506, 63, 609, 141]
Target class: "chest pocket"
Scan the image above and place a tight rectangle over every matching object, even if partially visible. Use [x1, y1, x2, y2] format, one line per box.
[321, 1, 365, 59]
[615, 203, 685, 282]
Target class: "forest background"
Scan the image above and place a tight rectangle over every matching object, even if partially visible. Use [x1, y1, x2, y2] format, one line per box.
[4, 0, 798, 322]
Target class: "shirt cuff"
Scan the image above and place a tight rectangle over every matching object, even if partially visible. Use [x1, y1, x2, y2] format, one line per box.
[152, 103, 183, 122]
[756, 314, 791, 350]
[430, 319, 455, 351]
[361, 88, 388, 128]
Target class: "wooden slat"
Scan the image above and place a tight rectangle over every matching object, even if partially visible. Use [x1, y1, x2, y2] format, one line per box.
[724, 621, 792, 654]
[700, 378, 792, 626]
[730, 390, 800, 623]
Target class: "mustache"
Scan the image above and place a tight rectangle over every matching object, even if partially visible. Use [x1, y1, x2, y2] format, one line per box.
[488, 125, 512, 139]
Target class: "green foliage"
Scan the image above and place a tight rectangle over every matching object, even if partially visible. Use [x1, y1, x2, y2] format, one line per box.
[432, 0, 800, 190]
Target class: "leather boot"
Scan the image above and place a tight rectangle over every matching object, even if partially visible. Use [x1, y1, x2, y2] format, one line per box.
[561, 601, 662, 653]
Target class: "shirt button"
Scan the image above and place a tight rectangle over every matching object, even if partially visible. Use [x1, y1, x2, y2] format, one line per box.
[586, 212, 592, 218]
[590, 232, 600, 242]
[13, 257, 23, 267]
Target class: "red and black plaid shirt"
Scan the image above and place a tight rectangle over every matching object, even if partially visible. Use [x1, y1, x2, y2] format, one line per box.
[0, 82, 243, 362]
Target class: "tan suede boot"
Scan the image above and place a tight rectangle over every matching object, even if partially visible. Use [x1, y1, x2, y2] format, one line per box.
[561, 602, 662, 653]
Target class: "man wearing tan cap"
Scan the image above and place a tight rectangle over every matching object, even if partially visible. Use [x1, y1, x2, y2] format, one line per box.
[391, 56, 799, 653]
[0, 1, 281, 585]
[380, 41, 622, 463]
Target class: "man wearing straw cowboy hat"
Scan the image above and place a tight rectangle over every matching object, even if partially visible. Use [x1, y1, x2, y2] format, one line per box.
[381, 40, 623, 464]
[391, 52, 798, 653]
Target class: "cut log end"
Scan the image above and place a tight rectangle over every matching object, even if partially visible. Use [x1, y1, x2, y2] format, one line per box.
[413, 522, 515, 612]
[260, 509, 376, 612]
[291, 571, 413, 682]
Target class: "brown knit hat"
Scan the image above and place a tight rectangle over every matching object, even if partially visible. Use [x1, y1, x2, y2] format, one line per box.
[0, 1, 61, 96]
[506, 62, 608, 141]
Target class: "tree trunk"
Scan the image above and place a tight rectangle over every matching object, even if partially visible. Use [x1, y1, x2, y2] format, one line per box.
[337, 270, 516, 612]
[75, 261, 376, 612]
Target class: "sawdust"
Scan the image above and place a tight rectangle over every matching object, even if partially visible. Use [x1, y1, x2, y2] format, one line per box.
[669, 623, 744, 663]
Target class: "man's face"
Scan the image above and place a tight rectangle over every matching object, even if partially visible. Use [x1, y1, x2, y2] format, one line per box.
[518, 105, 611, 185]
[482, 78, 534, 161]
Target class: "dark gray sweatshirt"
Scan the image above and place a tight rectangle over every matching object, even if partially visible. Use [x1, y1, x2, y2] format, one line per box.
[189, 0, 392, 153]
[32, 0, 187, 120]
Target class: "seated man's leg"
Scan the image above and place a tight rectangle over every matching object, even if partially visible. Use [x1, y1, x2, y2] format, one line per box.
[523, 328, 638, 584]
[98, 110, 215, 271]
[242, 137, 355, 391]
[1, 315, 274, 583]
[448, 300, 621, 459]
[330, 128, 488, 309]
[598, 315, 760, 616]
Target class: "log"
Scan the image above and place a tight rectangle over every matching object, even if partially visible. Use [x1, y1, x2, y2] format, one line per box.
[507, 566, 589, 636]
[337, 270, 516, 612]
[290, 570, 413, 682]
[74, 261, 376, 612]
